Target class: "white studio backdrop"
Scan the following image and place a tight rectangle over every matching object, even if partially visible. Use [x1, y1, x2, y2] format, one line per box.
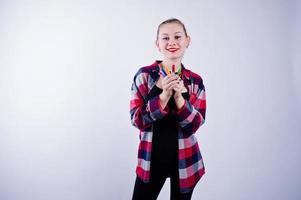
[0, 0, 300, 200]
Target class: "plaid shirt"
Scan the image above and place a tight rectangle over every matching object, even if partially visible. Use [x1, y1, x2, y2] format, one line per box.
[130, 60, 206, 193]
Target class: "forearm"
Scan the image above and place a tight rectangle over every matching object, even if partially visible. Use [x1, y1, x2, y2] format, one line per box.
[159, 92, 171, 109]
[175, 89, 206, 135]
[174, 94, 185, 110]
[131, 95, 169, 130]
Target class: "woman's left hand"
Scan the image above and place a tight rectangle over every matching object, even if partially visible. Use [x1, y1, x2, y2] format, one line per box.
[173, 78, 186, 97]
[173, 77, 187, 109]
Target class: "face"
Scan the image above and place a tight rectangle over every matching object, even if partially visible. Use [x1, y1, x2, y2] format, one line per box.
[156, 22, 190, 61]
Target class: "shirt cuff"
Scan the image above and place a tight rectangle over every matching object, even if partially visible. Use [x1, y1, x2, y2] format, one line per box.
[149, 95, 169, 119]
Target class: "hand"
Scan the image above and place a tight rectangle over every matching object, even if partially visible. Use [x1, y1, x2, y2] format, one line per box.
[173, 78, 186, 99]
[173, 77, 186, 109]
[158, 74, 180, 109]
[160, 74, 180, 100]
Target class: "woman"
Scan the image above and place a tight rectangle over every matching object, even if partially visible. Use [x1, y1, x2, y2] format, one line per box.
[130, 18, 206, 200]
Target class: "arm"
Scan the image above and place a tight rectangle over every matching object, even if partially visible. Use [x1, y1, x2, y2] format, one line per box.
[174, 79, 206, 135]
[130, 72, 169, 130]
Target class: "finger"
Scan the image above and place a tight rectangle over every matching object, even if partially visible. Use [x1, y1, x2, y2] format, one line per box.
[162, 79, 179, 90]
[173, 85, 181, 92]
[164, 82, 176, 91]
[174, 83, 182, 89]
[173, 84, 185, 93]
[163, 74, 179, 84]
[162, 78, 178, 86]
[165, 81, 180, 91]
[165, 79, 180, 88]
[175, 80, 183, 88]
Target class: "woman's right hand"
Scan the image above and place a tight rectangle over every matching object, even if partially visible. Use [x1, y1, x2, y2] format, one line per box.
[158, 74, 180, 108]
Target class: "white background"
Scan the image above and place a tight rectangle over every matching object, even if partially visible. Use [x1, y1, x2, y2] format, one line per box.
[0, 0, 300, 199]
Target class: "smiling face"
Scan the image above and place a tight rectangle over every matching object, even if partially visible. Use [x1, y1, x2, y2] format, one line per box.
[156, 22, 190, 62]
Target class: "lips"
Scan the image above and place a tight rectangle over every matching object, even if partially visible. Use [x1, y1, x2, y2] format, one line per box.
[167, 48, 179, 53]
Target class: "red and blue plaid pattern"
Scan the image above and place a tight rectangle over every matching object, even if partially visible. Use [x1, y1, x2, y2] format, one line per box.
[130, 60, 206, 193]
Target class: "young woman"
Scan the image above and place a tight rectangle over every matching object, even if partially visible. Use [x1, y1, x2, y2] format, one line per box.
[130, 18, 206, 200]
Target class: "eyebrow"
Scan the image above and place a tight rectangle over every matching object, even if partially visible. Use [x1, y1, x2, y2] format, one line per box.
[160, 31, 183, 36]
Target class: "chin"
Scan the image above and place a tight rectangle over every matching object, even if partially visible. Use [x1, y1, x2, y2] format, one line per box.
[167, 54, 183, 60]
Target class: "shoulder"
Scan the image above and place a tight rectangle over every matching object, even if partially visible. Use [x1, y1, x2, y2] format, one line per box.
[183, 67, 204, 86]
[135, 65, 155, 77]
[133, 61, 159, 81]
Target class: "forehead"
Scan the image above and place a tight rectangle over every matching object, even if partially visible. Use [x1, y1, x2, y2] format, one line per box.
[158, 23, 185, 35]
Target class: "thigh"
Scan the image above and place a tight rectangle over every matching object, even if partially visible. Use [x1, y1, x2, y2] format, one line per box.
[170, 170, 193, 200]
[132, 177, 152, 200]
[132, 173, 166, 200]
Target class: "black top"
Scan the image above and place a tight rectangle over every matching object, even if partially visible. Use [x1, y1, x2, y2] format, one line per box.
[147, 85, 190, 171]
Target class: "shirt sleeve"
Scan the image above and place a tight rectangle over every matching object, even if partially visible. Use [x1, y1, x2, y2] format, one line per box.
[130, 71, 169, 130]
[176, 79, 206, 136]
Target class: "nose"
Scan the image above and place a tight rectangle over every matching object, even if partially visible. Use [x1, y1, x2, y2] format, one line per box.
[167, 38, 176, 46]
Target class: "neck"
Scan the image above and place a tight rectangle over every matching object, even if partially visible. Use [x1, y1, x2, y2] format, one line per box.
[161, 59, 182, 73]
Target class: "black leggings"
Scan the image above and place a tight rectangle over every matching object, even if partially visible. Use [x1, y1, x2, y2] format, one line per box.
[132, 164, 193, 200]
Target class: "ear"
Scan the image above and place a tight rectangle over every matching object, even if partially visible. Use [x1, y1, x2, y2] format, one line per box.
[155, 40, 161, 51]
[186, 35, 191, 48]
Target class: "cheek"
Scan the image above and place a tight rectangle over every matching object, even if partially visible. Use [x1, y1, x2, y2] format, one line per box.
[160, 43, 166, 50]
[180, 40, 187, 46]
[162, 42, 168, 47]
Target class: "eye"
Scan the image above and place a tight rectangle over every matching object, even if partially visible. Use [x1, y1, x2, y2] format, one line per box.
[175, 35, 181, 40]
[162, 37, 169, 41]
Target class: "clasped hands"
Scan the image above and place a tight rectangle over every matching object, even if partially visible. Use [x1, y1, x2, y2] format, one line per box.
[158, 74, 186, 109]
